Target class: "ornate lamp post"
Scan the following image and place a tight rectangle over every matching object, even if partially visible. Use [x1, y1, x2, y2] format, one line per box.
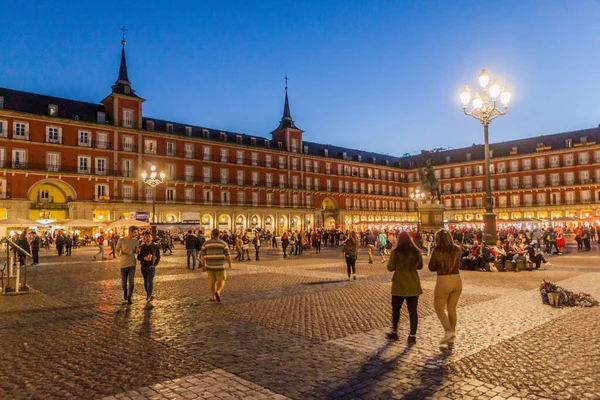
[141, 165, 166, 225]
[460, 69, 511, 244]
[410, 189, 425, 230]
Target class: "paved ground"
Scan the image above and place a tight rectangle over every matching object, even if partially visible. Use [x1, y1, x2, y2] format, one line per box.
[1, 240, 599, 399]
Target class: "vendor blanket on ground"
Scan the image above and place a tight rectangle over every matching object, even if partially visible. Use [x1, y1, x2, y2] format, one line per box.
[540, 280, 599, 307]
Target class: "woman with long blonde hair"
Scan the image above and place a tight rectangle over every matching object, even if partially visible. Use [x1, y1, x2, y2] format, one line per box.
[429, 228, 463, 344]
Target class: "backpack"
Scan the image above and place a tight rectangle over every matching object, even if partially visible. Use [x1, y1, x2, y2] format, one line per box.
[345, 242, 358, 260]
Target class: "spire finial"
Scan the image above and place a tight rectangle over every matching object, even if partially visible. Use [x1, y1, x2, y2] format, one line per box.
[120, 26, 128, 45]
[284, 75, 288, 91]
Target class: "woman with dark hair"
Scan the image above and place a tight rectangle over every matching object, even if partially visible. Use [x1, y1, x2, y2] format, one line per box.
[386, 231, 423, 343]
[341, 231, 359, 280]
[429, 228, 463, 345]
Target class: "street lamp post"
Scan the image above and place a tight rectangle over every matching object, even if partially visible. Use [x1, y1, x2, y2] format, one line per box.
[141, 165, 166, 228]
[460, 69, 511, 244]
[410, 189, 425, 230]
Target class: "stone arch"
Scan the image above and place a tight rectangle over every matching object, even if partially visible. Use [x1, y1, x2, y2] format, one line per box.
[218, 214, 231, 231]
[27, 178, 78, 202]
[264, 215, 275, 232]
[249, 214, 261, 230]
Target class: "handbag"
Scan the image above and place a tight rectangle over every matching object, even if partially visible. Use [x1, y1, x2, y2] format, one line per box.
[242, 244, 250, 250]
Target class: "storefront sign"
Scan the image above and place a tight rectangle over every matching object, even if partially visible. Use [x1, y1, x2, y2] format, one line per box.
[135, 212, 150, 222]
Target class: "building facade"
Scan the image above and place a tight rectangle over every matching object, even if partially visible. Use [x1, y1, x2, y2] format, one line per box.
[0, 41, 599, 234]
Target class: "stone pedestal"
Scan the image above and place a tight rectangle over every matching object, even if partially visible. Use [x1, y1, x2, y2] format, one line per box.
[417, 202, 445, 232]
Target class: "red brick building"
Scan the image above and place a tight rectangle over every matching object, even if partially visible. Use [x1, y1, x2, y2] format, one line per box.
[0, 41, 599, 234]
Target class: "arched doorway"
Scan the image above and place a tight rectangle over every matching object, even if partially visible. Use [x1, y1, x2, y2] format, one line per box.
[265, 215, 275, 233]
[324, 217, 336, 229]
[250, 215, 261, 231]
[201, 214, 213, 232]
[235, 215, 246, 234]
[28, 179, 77, 222]
[322, 198, 337, 210]
[218, 214, 231, 232]
[278, 216, 288, 235]
[291, 215, 301, 232]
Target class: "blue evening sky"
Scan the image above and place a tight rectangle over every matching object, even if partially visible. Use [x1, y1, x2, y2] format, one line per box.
[2, 1, 600, 156]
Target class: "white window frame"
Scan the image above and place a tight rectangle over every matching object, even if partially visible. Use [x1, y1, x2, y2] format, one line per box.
[96, 132, 109, 149]
[78, 130, 91, 147]
[0, 119, 7, 138]
[123, 109, 134, 128]
[78, 155, 91, 174]
[122, 185, 134, 203]
[13, 121, 29, 140]
[46, 126, 62, 144]
[46, 152, 60, 172]
[122, 135, 134, 152]
[184, 188, 194, 204]
[144, 139, 157, 154]
[96, 157, 107, 175]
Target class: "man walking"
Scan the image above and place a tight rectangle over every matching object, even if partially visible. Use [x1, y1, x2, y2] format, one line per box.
[93, 232, 106, 261]
[185, 230, 198, 269]
[115, 226, 140, 305]
[56, 232, 65, 256]
[29, 231, 41, 265]
[253, 233, 261, 261]
[138, 232, 160, 303]
[377, 230, 388, 263]
[200, 228, 232, 302]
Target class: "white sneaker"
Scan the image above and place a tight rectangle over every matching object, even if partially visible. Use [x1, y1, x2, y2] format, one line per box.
[440, 331, 455, 344]
[545, 262, 552, 266]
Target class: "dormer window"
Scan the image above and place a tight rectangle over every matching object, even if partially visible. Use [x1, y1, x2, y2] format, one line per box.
[371, 157, 377, 164]
[202, 129, 209, 139]
[146, 120, 154, 131]
[357, 155, 362, 162]
[0, 96, 4, 109]
[323, 149, 328, 157]
[580, 137, 587, 144]
[124, 86, 131, 95]
[236, 135, 242, 145]
[303, 145, 308, 154]
[97, 111, 106, 124]
[445, 156, 451, 163]
[384, 160, 389, 166]
[185, 126, 192, 136]
[537, 142, 545, 148]
[342, 152, 347, 160]
[220, 132, 227, 142]
[489, 150, 494, 157]
[566, 139, 573, 148]
[466, 153, 471, 161]
[166, 123, 173, 134]
[264, 139, 270, 148]
[277, 141, 283, 150]
[250, 137, 256, 146]
[48, 104, 58, 117]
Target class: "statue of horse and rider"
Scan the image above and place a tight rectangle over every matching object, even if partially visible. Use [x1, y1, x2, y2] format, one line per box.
[418, 165, 441, 201]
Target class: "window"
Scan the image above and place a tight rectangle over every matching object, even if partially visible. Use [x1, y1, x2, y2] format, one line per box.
[252, 171, 259, 186]
[184, 143, 193, 158]
[549, 155, 559, 168]
[144, 139, 157, 154]
[166, 124, 173, 134]
[202, 167, 212, 183]
[326, 179, 332, 192]
[220, 168, 229, 184]
[252, 192, 259, 206]
[0, 119, 6, 137]
[203, 189, 212, 204]
[314, 178, 320, 190]
[122, 159, 134, 177]
[46, 152, 60, 172]
[453, 167, 461, 178]
[123, 109, 134, 128]
[266, 173, 273, 187]
[165, 188, 175, 202]
[292, 195, 299, 207]
[220, 148, 229, 162]
[579, 152, 589, 165]
[511, 194, 520, 206]
[522, 159, 531, 170]
[146, 120, 155, 131]
[185, 126, 192, 136]
[145, 187, 154, 203]
[564, 154, 574, 166]
[279, 194, 286, 207]
[595, 150, 600, 163]
[326, 163, 332, 174]
[306, 177, 312, 190]
[565, 191, 575, 205]
[292, 176, 299, 189]
[579, 170, 590, 184]
[497, 162, 506, 173]
[251, 152, 259, 166]
[305, 160, 312, 172]
[95, 184, 109, 200]
[266, 155, 273, 168]
[523, 176, 532, 188]
[536, 193, 546, 205]
[279, 156, 285, 169]
[338, 164, 343, 175]
[510, 160, 519, 172]
[510, 177, 519, 189]
[122, 136, 134, 151]
[221, 191, 230, 205]
[185, 188, 194, 204]
[122, 185, 133, 202]
[279, 174, 286, 188]
[238, 192, 246, 205]
[564, 172, 574, 185]
[0, 148, 5, 168]
[551, 192, 560, 205]
[581, 190, 591, 202]
[237, 170, 245, 185]
[536, 175, 546, 187]
[96, 158, 106, 175]
[96, 132, 108, 149]
[184, 165, 194, 182]
[45, 126, 60, 144]
[292, 158, 298, 170]
[14, 122, 29, 140]
[236, 150, 244, 164]
[550, 173, 560, 186]
[524, 193, 533, 206]
[535, 157, 545, 169]
[78, 156, 90, 173]
[166, 142, 175, 156]
[79, 131, 90, 146]
[291, 138, 298, 153]
[203, 146, 212, 161]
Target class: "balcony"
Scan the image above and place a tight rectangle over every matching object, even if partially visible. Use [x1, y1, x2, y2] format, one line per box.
[94, 140, 111, 150]
[122, 143, 136, 152]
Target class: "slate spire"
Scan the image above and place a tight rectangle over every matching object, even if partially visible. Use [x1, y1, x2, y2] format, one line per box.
[277, 76, 298, 130]
[116, 43, 130, 84]
[111, 27, 139, 97]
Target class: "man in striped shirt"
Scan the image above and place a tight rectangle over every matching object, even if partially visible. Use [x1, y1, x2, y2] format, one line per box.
[200, 228, 232, 302]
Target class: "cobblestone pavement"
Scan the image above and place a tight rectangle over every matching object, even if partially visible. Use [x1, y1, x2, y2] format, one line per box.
[1, 242, 599, 399]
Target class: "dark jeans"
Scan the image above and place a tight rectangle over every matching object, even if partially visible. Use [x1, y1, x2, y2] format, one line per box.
[57, 244, 64, 256]
[120, 266, 136, 299]
[255, 246, 260, 260]
[141, 266, 156, 297]
[532, 254, 546, 269]
[32, 248, 39, 264]
[65, 245, 72, 256]
[345, 257, 356, 277]
[186, 249, 197, 268]
[315, 242, 321, 253]
[391, 296, 419, 335]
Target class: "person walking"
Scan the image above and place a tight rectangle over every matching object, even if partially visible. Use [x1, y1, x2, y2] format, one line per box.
[185, 230, 198, 269]
[377, 230, 388, 263]
[56, 232, 65, 256]
[29, 231, 41, 265]
[428, 228, 463, 345]
[281, 232, 289, 258]
[386, 231, 423, 344]
[17, 231, 30, 267]
[196, 231, 206, 268]
[341, 231, 359, 280]
[65, 234, 73, 256]
[365, 230, 376, 264]
[200, 228, 232, 302]
[93, 232, 106, 260]
[138, 232, 160, 303]
[234, 234, 243, 261]
[272, 234, 278, 248]
[242, 233, 251, 261]
[253, 233, 261, 261]
[115, 226, 140, 305]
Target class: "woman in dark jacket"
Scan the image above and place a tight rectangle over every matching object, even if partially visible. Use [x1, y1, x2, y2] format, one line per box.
[137, 232, 160, 303]
[341, 231, 359, 280]
[386, 231, 423, 343]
